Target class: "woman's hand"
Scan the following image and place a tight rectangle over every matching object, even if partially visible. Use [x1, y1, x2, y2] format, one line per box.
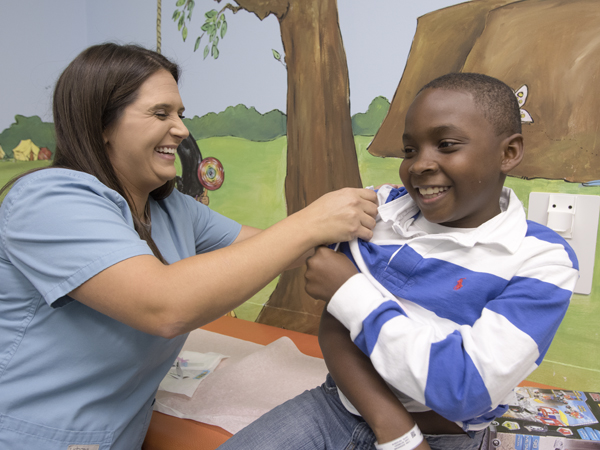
[297, 188, 378, 247]
[305, 246, 358, 302]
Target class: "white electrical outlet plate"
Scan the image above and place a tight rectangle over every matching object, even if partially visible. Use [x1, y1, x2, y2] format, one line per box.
[528, 192, 600, 295]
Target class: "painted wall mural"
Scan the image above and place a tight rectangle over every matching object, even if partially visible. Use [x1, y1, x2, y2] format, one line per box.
[170, 0, 366, 333]
[370, 0, 600, 183]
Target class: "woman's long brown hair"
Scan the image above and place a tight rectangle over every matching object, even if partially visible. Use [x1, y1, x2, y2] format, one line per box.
[1, 43, 181, 263]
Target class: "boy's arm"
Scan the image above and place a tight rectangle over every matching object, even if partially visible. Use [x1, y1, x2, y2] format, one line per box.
[319, 309, 430, 448]
[308, 247, 430, 448]
[327, 255, 578, 425]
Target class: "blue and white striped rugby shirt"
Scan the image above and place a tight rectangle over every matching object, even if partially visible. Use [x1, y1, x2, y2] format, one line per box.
[328, 185, 578, 431]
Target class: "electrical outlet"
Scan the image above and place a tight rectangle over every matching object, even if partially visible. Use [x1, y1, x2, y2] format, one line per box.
[528, 192, 600, 295]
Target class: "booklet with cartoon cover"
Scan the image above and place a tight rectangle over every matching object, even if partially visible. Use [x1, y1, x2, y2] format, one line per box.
[486, 387, 600, 449]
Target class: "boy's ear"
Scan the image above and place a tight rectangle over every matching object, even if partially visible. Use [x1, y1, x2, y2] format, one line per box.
[500, 133, 524, 174]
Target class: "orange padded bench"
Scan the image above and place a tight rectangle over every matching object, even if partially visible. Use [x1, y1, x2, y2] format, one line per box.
[142, 316, 556, 450]
[142, 316, 323, 450]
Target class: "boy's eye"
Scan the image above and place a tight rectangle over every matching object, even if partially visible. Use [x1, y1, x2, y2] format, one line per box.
[439, 141, 457, 150]
[402, 147, 416, 157]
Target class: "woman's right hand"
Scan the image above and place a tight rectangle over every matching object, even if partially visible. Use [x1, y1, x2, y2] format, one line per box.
[296, 187, 378, 246]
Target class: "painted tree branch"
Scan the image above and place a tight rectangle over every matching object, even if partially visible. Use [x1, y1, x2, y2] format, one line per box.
[219, 0, 288, 20]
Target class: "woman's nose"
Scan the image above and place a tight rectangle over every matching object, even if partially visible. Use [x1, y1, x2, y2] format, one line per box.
[172, 117, 190, 140]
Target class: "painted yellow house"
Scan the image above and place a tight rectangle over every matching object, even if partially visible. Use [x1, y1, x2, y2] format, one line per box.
[13, 139, 40, 161]
[0, 145, 5, 159]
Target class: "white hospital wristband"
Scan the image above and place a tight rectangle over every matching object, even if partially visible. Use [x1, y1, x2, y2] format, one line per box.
[374, 423, 423, 450]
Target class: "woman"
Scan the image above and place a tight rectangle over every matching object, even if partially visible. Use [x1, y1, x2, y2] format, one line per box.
[0, 43, 377, 450]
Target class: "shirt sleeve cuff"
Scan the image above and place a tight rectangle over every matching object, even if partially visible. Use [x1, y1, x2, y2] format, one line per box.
[327, 273, 389, 339]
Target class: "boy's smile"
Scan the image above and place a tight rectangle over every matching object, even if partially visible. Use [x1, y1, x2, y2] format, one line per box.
[400, 88, 512, 228]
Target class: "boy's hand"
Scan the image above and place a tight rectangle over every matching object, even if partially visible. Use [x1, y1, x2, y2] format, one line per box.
[305, 246, 358, 301]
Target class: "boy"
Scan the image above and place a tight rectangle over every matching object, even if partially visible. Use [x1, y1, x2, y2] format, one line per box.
[217, 74, 578, 450]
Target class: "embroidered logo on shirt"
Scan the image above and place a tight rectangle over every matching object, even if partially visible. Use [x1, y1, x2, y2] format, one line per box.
[67, 445, 100, 450]
[454, 278, 466, 290]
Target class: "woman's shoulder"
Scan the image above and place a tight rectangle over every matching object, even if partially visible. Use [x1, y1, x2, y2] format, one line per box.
[13, 167, 104, 188]
[3, 168, 128, 214]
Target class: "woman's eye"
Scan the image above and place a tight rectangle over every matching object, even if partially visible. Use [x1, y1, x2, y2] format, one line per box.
[155, 112, 168, 118]
[178, 115, 186, 120]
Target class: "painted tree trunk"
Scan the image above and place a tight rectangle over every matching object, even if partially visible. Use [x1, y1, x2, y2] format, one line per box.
[237, 0, 362, 333]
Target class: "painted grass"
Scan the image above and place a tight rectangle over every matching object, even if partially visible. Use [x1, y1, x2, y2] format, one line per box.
[356, 135, 402, 187]
[0, 160, 52, 200]
[193, 137, 288, 321]
[2, 138, 600, 390]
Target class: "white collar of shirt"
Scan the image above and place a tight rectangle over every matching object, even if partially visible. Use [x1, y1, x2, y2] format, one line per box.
[375, 186, 527, 254]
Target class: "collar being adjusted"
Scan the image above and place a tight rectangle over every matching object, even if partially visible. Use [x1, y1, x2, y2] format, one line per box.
[376, 186, 527, 254]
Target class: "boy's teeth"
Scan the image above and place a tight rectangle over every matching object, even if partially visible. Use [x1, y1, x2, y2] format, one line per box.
[418, 186, 448, 196]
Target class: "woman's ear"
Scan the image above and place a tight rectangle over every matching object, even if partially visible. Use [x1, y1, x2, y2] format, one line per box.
[500, 133, 524, 174]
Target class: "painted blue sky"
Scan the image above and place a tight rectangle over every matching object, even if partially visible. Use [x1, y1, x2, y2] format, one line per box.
[0, 0, 463, 132]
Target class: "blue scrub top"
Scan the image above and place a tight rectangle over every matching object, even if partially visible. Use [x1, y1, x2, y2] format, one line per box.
[0, 168, 242, 449]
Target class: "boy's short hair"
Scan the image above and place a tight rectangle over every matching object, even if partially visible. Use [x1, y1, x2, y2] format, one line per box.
[418, 73, 522, 136]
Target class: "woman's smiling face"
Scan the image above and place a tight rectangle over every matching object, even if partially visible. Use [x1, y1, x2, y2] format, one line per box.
[103, 69, 189, 199]
[400, 88, 509, 228]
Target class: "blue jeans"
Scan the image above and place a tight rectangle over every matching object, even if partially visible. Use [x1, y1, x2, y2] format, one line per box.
[217, 375, 486, 450]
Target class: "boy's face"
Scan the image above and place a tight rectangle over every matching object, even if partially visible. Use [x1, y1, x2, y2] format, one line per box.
[400, 88, 508, 228]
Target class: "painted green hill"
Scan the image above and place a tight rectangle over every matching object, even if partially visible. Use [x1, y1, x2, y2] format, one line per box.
[184, 104, 287, 141]
[0, 97, 392, 159]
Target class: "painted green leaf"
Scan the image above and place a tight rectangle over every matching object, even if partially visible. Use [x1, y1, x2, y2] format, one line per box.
[178, 15, 184, 31]
[221, 21, 227, 38]
[182, 26, 188, 41]
[213, 36, 219, 46]
[194, 36, 201, 52]
[205, 9, 217, 19]
[176, 0, 185, 6]
[201, 22, 210, 31]
[272, 49, 281, 61]
[213, 46, 220, 59]
[203, 45, 209, 59]
[172, 10, 180, 21]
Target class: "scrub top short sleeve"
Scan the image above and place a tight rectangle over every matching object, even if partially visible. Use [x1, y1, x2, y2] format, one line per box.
[0, 168, 243, 449]
[1, 169, 154, 306]
[153, 188, 242, 259]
